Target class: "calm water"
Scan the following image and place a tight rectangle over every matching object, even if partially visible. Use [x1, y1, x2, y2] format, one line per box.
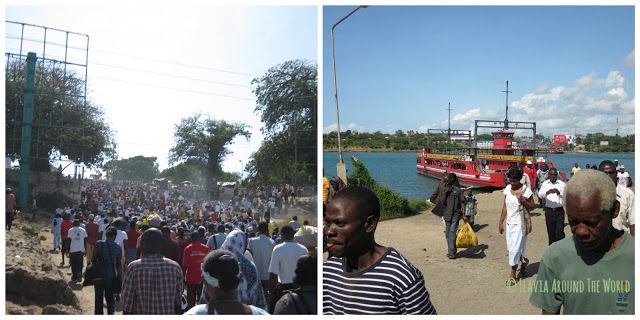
[323, 152, 635, 200]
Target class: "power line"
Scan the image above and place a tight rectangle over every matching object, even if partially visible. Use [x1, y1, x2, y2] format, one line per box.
[91, 48, 258, 77]
[6, 45, 254, 89]
[92, 75, 255, 101]
[91, 61, 252, 88]
[5, 33, 258, 77]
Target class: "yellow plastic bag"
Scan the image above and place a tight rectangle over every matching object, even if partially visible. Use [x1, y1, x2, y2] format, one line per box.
[456, 222, 478, 248]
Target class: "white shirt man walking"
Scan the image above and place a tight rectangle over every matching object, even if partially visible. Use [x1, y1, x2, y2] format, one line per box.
[68, 220, 88, 282]
[248, 222, 275, 294]
[537, 168, 567, 245]
[268, 225, 307, 312]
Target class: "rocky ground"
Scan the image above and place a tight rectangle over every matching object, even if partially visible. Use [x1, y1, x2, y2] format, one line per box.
[5, 214, 82, 315]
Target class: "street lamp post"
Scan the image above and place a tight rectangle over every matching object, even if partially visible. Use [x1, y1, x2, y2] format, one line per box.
[331, 5, 367, 185]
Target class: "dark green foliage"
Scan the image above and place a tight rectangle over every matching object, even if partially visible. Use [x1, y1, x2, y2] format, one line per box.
[5, 60, 117, 170]
[160, 159, 239, 187]
[323, 130, 635, 152]
[408, 198, 430, 214]
[247, 60, 317, 186]
[169, 114, 250, 196]
[104, 156, 160, 182]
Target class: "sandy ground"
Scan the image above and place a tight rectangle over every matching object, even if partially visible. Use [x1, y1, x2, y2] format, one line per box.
[375, 189, 570, 315]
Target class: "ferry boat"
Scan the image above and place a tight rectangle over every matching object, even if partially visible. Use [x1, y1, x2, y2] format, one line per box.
[416, 82, 565, 188]
[416, 129, 563, 188]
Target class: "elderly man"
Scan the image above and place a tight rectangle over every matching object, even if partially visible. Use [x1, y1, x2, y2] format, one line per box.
[122, 228, 183, 314]
[599, 160, 635, 236]
[529, 170, 635, 314]
[323, 186, 437, 315]
[538, 168, 567, 245]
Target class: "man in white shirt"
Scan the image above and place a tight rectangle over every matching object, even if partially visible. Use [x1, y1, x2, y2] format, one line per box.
[248, 222, 275, 294]
[114, 219, 128, 271]
[206, 224, 227, 250]
[599, 161, 635, 236]
[268, 225, 307, 311]
[288, 215, 301, 232]
[68, 220, 88, 282]
[537, 168, 566, 245]
[617, 165, 631, 188]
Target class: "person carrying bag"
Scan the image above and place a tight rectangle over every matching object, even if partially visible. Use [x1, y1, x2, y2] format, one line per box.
[92, 227, 122, 315]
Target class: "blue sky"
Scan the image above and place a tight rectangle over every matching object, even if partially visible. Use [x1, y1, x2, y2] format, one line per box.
[5, 6, 317, 173]
[323, 6, 635, 137]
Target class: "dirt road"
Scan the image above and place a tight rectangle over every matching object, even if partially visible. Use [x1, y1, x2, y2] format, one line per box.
[375, 190, 570, 315]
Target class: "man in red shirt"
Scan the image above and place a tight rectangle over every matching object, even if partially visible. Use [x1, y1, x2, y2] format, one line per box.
[125, 220, 141, 266]
[84, 214, 100, 266]
[182, 231, 209, 309]
[60, 213, 74, 266]
[523, 161, 537, 191]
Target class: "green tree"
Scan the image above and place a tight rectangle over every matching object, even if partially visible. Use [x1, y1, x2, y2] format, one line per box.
[169, 114, 250, 198]
[104, 156, 160, 182]
[5, 60, 117, 171]
[248, 59, 317, 185]
[160, 159, 240, 186]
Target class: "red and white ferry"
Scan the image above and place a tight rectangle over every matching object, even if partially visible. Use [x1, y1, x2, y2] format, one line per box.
[416, 129, 564, 188]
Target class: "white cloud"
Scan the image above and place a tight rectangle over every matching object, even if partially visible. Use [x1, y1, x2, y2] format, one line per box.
[575, 72, 603, 90]
[620, 98, 634, 113]
[508, 71, 634, 136]
[452, 108, 481, 123]
[623, 50, 634, 69]
[323, 122, 365, 133]
[605, 71, 625, 87]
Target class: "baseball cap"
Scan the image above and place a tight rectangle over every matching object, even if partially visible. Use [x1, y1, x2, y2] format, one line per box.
[526, 160, 532, 165]
[620, 165, 625, 169]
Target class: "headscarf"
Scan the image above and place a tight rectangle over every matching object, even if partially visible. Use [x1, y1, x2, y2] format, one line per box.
[221, 229, 267, 310]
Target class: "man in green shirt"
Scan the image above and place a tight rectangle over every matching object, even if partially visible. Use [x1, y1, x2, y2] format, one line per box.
[529, 169, 634, 314]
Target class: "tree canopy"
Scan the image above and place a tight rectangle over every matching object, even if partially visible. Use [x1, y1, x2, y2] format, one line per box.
[104, 156, 160, 182]
[5, 59, 117, 171]
[169, 114, 250, 197]
[248, 59, 317, 185]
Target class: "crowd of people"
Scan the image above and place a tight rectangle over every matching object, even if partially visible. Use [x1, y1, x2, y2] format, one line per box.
[38, 179, 317, 315]
[323, 158, 634, 315]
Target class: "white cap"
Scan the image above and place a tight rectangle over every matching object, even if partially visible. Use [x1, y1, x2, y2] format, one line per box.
[620, 165, 625, 169]
[526, 160, 532, 165]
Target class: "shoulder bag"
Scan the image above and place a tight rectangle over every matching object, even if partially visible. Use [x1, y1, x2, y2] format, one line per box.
[106, 242, 122, 293]
[83, 241, 107, 286]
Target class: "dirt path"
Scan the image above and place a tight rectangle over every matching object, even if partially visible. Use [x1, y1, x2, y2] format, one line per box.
[375, 190, 569, 315]
[38, 222, 121, 314]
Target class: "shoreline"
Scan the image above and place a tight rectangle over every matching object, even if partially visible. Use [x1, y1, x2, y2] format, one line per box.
[323, 148, 634, 154]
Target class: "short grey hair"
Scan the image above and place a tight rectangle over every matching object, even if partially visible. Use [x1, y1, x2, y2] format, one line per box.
[563, 169, 616, 212]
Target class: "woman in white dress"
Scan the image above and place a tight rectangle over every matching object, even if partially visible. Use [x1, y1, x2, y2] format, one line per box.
[499, 168, 535, 285]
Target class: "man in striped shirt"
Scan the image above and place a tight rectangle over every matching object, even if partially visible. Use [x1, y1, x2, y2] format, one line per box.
[323, 186, 437, 315]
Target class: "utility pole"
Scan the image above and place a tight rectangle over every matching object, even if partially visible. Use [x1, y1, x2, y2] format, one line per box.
[18, 52, 36, 209]
[447, 102, 453, 140]
[502, 81, 512, 130]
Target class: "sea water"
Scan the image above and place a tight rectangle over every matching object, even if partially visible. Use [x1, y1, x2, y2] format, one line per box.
[323, 151, 634, 200]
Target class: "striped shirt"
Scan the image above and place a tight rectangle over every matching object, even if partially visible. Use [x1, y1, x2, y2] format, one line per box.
[122, 254, 183, 314]
[323, 247, 437, 315]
